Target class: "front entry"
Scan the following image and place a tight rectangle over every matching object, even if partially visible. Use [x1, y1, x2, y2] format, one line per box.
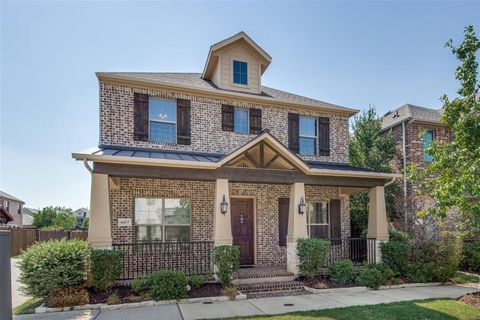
[231, 198, 254, 265]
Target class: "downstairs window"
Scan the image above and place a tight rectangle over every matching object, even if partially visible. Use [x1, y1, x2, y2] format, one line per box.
[134, 198, 191, 242]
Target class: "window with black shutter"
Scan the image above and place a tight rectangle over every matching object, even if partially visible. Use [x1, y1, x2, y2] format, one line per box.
[249, 108, 262, 134]
[133, 93, 149, 141]
[278, 198, 289, 247]
[318, 117, 330, 156]
[288, 113, 299, 153]
[221, 104, 234, 132]
[176, 99, 191, 145]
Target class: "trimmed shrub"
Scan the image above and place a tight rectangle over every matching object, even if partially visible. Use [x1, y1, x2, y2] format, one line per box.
[90, 249, 124, 291]
[356, 265, 386, 289]
[213, 245, 240, 287]
[297, 238, 330, 278]
[189, 274, 205, 288]
[388, 229, 409, 243]
[380, 240, 410, 276]
[375, 263, 397, 282]
[329, 259, 355, 285]
[462, 241, 480, 272]
[143, 270, 188, 301]
[47, 286, 89, 307]
[18, 239, 90, 298]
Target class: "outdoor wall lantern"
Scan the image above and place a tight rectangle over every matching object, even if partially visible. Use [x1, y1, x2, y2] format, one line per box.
[298, 197, 306, 214]
[220, 195, 229, 214]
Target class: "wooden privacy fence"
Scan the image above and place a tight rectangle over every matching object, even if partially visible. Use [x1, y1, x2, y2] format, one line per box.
[8, 228, 88, 256]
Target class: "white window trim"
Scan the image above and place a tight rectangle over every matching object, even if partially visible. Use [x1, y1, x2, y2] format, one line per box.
[230, 58, 250, 88]
[148, 98, 177, 144]
[306, 201, 330, 239]
[299, 116, 318, 156]
[234, 108, 250, 135]
[135, 198, 192, 242]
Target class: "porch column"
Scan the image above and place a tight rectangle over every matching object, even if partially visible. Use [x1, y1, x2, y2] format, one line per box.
[367, 186, 389, 263]
[88, 173, 112, 248]
[286, 182, 307, 274]
[213, 179, 232, 246]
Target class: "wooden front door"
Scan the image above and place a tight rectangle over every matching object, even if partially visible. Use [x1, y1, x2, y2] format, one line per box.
[231, 198, 254, 265]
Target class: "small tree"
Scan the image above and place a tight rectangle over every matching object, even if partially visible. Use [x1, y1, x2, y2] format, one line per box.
[407, 25, 480, 237]
[349, 107, 399, 236]
[81, 217, 89, 230]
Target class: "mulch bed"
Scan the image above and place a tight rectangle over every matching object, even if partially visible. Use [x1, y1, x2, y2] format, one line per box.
[458, 292, 480, 308]
[298, 276, 356, 289]
[88, 283, 223, 304]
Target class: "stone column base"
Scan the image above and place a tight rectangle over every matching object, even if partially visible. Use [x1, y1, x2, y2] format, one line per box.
[287, 240, 300, 274]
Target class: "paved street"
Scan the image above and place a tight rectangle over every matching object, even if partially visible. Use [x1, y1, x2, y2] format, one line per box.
[13, 284, 479, 320]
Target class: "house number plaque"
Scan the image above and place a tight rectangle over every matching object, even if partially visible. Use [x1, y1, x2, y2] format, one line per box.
[118, 218, 132, 227]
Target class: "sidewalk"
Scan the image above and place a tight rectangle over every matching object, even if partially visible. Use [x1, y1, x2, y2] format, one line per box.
[14, 284, 479, 320]
[11, 258, 31, 309]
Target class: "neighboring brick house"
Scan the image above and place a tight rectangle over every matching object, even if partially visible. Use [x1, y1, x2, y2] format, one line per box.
[0, 191, 25, 226]
[73, 32, 399, 278]
[381, 104, 450, 230]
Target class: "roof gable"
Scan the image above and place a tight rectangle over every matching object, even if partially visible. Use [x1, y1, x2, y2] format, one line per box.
[202, 32, 272, 80]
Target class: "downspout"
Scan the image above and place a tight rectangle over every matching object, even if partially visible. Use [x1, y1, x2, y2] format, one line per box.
[83, 160, 93, 175]
[402, 121, 408, 232]
[385, 177, 396, 187]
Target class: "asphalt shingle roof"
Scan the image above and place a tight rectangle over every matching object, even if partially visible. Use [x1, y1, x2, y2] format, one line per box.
[96, 72, 357, 113]
[381, 104, 444, 131]
[0, 191, 25, 204]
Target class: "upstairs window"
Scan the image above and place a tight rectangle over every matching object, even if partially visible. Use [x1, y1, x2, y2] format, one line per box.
[149, 98, 176, 143]
[299, 116, 317, 156]
[307, 202, 329, 239]
[423, 129, 434, 162]
[234, 108, 249, 134]
[233, 60, 248, 85]
[135, 198, 191, 243]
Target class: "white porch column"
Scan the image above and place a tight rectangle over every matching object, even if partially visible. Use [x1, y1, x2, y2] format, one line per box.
[213, 179, 232, 246]
[88, 173, 112, 248]
[367, 186, 389, 263]
[286, 182, 307, 274]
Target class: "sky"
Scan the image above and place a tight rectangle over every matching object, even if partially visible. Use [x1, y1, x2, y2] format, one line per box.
[1, 1, 479, 210]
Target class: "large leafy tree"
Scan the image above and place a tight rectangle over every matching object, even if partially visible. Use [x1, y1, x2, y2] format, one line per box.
[408, 26, 480, 236]
[32, 206, 77, 230]
[349, 107, 398, 236]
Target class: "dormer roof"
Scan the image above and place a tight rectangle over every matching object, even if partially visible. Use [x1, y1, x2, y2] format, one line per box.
[202, 32, 272, 80]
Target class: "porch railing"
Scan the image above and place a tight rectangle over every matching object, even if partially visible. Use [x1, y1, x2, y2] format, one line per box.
[327, 238, 376, 266]
[112, 241, 214, 280]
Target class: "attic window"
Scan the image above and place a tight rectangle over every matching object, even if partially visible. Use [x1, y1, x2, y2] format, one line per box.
[233, 60, 248, 85]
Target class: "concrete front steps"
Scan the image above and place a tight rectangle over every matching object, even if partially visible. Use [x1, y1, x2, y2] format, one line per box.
[232, 267, 306, 298]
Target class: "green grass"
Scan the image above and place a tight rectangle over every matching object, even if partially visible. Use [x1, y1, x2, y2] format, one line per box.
[222, 299, 480, 320]
[451, 272, 480, 284]
[12, 297, 44, 315]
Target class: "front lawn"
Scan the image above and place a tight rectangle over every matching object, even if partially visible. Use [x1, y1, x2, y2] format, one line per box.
[222, 299, 480, 320]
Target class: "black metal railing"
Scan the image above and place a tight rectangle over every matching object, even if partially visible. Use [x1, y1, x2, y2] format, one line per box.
[327, 238, 376, 265]
[112, 241, 214, 280]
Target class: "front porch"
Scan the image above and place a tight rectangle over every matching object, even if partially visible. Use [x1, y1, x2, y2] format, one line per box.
[111, 237, 376, 280]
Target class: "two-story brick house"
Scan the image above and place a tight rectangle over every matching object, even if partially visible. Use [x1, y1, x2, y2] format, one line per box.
[73, 32, 399, 279]
[381, 104, 450, 231]
[0, 191, 25, 226]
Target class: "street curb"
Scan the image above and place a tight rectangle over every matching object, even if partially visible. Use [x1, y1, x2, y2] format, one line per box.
[34, 294, 247, 314]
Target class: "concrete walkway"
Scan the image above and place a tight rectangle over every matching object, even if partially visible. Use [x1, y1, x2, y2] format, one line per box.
[13, 284, 479, 320]
[11, 258, 31, 309]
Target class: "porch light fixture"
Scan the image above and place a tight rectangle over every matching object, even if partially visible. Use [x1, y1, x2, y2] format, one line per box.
[220, 195, 229, 214]
[298, 197, 306, 214]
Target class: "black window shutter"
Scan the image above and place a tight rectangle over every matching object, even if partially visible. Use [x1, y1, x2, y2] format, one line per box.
[133, 93, 149, 141]
[176, 99, 191, 145]
[288, 113, 299, 153]
[221, 104, 234, 132]
[249, 108, 262, 134]
[330, 199, 341, 239]
[278, 198, 289, 247]
[318, 117, 330, 156]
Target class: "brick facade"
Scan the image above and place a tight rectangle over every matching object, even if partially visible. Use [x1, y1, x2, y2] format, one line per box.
[387, 120, 451, 228]
[110, 177, 349, 267]
[99, 82, 350, 163]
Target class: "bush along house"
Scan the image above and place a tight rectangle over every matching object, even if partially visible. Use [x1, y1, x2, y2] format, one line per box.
[72, 32, 400, 287]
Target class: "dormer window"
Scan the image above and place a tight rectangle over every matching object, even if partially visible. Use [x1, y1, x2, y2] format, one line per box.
[233, 60, 248, 85]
